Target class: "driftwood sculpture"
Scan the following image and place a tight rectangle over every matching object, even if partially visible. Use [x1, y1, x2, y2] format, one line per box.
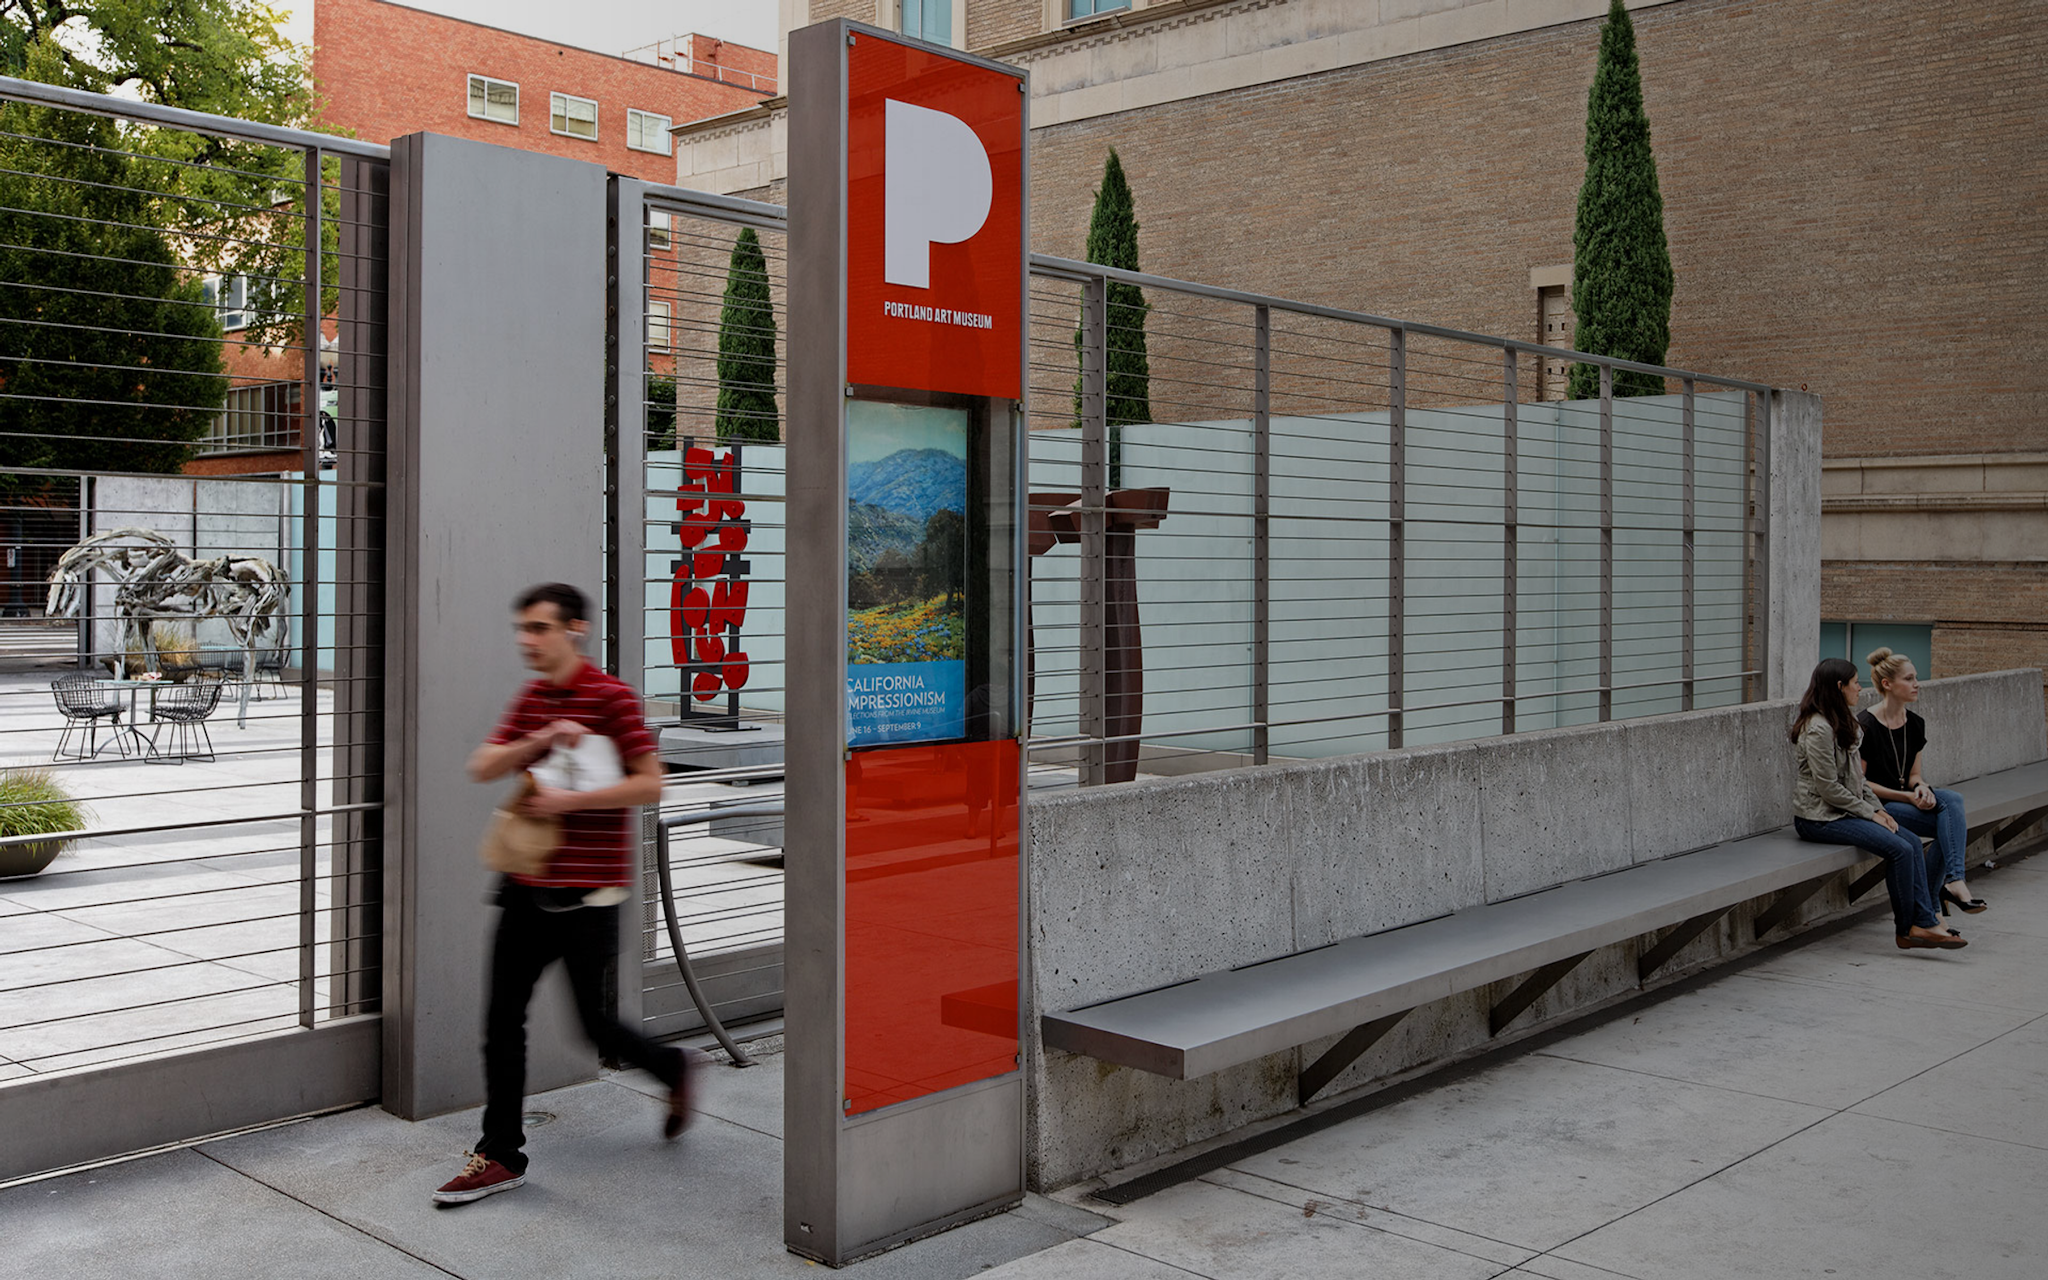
[46, 528, 291, 728]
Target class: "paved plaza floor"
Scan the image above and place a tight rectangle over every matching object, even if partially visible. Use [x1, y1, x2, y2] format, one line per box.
[6, 843, 2043, 1279]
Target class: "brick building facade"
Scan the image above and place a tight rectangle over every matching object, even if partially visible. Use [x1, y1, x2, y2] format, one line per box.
[313, 0, 773, 182]
[188, 0, 775, 476]
[679, 0, 2048, 708]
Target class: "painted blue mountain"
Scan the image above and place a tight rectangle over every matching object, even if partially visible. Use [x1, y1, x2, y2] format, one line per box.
[847, 448, 965, 527]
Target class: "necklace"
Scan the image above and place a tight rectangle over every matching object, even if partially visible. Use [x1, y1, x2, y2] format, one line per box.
[1884, 712, 1910, 790]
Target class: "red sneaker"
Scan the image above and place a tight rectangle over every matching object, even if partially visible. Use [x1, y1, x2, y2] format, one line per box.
[432, 1152, 524, 1205]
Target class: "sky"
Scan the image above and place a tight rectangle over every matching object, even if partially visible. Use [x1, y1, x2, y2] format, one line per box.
[275, 0, 781, 61]
[846, 402, 968, 466]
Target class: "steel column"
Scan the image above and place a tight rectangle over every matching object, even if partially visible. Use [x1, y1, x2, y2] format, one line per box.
[298, 145, 323, 1029]
[607, 177, 651, 1032]
[1079, 275, 1110, 784]
[1388, 328, 1406, 750]
[1682, 378, 1696, 712]
[1252, 304, 1271, 766]
[1754, 391, 1774, 704]
[1502, 349, 1518, 735]
[332, 152, 389, 1020]
[1598, 363, 1613, 723]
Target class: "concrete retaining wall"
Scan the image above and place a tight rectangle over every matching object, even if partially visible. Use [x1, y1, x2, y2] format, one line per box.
[1026, 669, 2046, 1189]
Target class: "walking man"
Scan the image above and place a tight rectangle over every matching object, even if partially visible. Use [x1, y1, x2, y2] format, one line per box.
[433, 582, 687, 1205]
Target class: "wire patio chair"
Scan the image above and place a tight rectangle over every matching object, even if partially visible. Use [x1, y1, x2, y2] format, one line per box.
[51, 672, 127, 760]
[147, 678, 223, 764]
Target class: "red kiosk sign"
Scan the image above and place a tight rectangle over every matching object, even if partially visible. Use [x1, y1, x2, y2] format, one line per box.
[846, 38, 1024, 399]
[838, 33, 1026, 1119]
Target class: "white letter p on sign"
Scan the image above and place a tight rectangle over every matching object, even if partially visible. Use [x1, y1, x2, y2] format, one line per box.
[884, 99, 992, 290]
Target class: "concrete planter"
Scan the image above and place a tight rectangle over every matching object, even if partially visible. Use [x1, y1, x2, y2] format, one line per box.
[0, 838, 68, 879]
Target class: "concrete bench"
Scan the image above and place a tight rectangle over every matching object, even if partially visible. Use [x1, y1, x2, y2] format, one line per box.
[1042, 758, 2048, 1107]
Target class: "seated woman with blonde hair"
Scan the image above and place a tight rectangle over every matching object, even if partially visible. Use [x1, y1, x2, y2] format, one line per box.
[1789, 658, 1962, 950]
[1857, 647, 1985, 915]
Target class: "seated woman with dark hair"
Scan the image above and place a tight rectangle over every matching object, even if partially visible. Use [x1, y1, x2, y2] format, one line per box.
[1857, 647, 1985, 915]
[1789, 657, 1964, 951]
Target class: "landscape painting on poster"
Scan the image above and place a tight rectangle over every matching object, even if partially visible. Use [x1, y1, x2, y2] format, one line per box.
[845, 400, 968, 746]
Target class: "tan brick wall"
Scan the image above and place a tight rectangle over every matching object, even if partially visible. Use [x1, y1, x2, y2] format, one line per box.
[970, 0, 1043, 49]
[1024, 0, 2046, 462]
[1822, 560, 2048, 713]
[807, 1, 877, 26]
[314, 0, 772, 184]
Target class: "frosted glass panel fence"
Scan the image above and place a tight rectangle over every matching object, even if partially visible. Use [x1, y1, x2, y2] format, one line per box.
[640, 388, 1752, 766]
[1026, 392, 1750, 765]
[629, 209, 1770, 784]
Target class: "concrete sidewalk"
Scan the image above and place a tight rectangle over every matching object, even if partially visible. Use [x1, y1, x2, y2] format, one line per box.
[8, 849, 2045, 1279]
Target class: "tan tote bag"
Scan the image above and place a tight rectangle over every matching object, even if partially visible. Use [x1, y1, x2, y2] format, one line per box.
[479, 772, 560, 877]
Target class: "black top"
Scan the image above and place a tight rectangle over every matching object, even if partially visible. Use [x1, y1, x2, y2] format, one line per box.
[1856, 708, 1926, 792]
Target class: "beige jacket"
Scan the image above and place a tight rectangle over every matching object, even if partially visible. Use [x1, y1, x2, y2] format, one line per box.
[1793, 715, 1880, 823]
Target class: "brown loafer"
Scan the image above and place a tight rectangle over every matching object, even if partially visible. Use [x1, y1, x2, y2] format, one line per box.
[1897, 932, 1968, 950]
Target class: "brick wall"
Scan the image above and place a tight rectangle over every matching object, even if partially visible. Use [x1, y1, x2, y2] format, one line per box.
[314, 0, 773, 184]
[808, 1, 876, 26]
[1822, 560, 2048, 708]
[970, 0, 1043, 49]
[1024, 0, 2046, 463]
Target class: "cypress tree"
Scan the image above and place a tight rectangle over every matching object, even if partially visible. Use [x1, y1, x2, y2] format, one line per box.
[1568, 0, 1674, 400]
[1073, 148, 1152, 487]
[714, 227, 780, 442]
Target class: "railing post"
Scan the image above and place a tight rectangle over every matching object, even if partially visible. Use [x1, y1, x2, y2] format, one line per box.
[1253, 304, 1270, 766]
[1079, 274, 1109, 785]
[1752, 389, 1774, 703]
[1598, 362, 1613, 723]
[1503, 348, 1518, 735]
[1388, 327, 1405, 750]
[298, 145, 323, 1029]
[1681, 378, 1695, 711]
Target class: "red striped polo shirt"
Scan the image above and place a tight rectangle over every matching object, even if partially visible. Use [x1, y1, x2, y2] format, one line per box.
[488, 660, 659, 888]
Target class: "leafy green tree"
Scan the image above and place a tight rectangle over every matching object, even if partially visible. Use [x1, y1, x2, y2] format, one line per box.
[1568, 0, 1674, 400]
[3, 0, 330, 346]
[1072, 148, 1152, 487]
[0, 82, 227, 478]
[715, 228, 780, 442]
[916, 508, 966, 608]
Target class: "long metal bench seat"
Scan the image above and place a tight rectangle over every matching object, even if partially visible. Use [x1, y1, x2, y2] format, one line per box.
[1042, 759, 2048, 1106]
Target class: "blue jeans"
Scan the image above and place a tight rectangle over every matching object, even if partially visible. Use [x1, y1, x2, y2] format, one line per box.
[1793, 814, 1941, 935]
[1884, 788, 1968, 886]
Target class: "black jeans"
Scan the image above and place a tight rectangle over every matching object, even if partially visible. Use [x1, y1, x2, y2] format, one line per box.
[477, 879, 682, 1174]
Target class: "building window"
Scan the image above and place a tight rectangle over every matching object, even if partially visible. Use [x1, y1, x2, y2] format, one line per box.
[202, 274, 250, 331]
[467, 74, 519, 125]
[1821, 621, 1934, 678]
[1068, 0, 1132, 17]
[551, 92, 598, 140]
[647, 299, 672, 350]
[202, 381, 303, 454]
[1537, 283, 1575, 401]
[900, 0, 952, 45]
[647, 210, 672, 250]
[627, 108, 673, 155]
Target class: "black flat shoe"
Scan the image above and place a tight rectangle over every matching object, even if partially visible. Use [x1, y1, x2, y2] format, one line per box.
[1942, 886, 1988, 914]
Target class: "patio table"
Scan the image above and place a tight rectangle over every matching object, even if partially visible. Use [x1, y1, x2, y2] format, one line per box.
[96, 678, 167, 761]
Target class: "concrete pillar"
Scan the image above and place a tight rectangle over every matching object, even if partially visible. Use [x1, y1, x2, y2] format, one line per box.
[382, 134, 613, 1119]
[1766, 389, 1823, 699]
